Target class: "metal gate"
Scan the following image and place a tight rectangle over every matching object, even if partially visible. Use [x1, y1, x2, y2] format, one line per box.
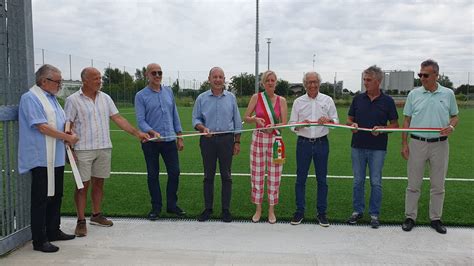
[0, 0, 35, 255]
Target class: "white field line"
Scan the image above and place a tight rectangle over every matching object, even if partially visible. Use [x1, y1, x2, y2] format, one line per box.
[64, 171, 474, 182]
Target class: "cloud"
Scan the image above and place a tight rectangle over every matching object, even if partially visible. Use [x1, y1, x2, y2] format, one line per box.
[31, 0, 473, 91]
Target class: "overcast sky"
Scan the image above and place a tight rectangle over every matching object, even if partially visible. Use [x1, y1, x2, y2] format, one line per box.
[31, 0, 473, 91]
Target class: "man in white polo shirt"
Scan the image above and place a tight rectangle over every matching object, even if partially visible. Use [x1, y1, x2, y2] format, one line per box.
[401, 59, 459, 234]
[65, 67, 149, 237]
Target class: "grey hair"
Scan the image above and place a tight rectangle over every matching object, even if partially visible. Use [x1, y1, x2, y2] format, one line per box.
[363, 65, 384, 82]
[303, 71, 321, 88]
[421, 59, 439, 74]
[260, 70, 277, 86]
[35, 64, 61, 86]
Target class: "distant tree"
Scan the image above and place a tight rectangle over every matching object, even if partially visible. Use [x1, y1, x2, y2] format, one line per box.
[414, 78, 421, 87]
[134, 67, 147, 81]
[229, 73, 256, 96]
[172, 79, 180, 95]
[456, 84, 474, 95]
[134, 67, 147, 90]
[199, 81, 211, 94]
[319, 82, 332, 95]
[438, 74, 453, 89]
[103, 67, 124, 85]
[275, 79, 289, 96]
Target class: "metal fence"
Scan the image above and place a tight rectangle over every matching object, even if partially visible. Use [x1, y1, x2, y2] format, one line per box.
[0, 0, 35, 256]
[32, 47, 473, 105]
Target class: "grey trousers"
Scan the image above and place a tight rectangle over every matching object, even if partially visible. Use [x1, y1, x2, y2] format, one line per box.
[405, 138, 449, 221]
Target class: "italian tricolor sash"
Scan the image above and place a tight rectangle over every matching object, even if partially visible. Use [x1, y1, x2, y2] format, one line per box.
[257, 92, 285, 164]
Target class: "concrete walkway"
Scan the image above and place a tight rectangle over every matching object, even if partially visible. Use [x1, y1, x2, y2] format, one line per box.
[2, 217, 473, 265]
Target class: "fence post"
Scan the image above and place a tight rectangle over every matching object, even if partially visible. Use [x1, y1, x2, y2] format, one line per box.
[0, 0, 35, 255]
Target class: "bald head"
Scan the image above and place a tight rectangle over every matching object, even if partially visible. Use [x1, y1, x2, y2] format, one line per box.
[81, 67, 102, 92]
[81, 67, 101, 82]
[146, 63, 161, 73]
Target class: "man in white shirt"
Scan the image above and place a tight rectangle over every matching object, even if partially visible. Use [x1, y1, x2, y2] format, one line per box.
[288, 71, 339, 227]
[65, 67, 149, 237]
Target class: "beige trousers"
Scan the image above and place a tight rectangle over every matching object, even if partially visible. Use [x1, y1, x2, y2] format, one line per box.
[405, 138, 449, 221]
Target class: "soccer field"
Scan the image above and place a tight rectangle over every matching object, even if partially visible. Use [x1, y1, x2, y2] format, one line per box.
[62, 107, 474, 225]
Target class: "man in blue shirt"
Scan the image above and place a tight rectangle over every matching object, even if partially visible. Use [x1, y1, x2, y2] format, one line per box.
[192, 67, 242, 222]
[18, 64, 79, 252]
[135, 63, 185, 220]
[401, 59, 459, 234]
[346, 65, 399, 228]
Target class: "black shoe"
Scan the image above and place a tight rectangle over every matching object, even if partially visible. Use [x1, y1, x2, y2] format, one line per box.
[430, 220, 447, 234]
[33, 241, 59, 253]
[167, 206, 186, 217]
[290, 212, 304, 225]
[402, 218, 415, 232]
[148, 210, 160, 221]
[370, 216, 380, 229]
[222, 209, 232, 223]
[347, 212, 363, 224]
[317, 214, 330, 227]
[49, 229, 76, 241]
[198, 209, 213, 222]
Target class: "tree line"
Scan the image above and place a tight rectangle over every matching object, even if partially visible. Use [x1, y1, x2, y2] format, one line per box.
[99, 67, 473, 104]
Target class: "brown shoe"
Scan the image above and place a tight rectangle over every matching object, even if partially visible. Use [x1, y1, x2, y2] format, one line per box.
[90, 213, 113, 227]
[75, 220, 87, 237]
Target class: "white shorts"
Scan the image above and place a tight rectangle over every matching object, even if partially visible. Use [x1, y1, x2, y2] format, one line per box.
[75, 149, 112, 182]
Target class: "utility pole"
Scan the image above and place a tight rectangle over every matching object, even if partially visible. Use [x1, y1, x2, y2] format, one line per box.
[266, 38, 271, 70]
[69, 54, 72, 80]
[334, 72, 337, 99]
[255, 0, 259, 93]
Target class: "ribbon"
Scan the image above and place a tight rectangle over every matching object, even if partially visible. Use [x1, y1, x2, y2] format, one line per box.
[147, 122, 442, 142]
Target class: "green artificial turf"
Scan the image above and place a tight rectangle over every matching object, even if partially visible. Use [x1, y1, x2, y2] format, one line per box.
[61, 107, 474, 225]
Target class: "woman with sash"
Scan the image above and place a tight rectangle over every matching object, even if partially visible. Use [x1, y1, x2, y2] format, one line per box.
[244, 70, 288, 224]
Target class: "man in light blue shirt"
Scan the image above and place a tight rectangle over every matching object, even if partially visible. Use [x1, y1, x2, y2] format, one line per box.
[18, 64, 79, 252]
[401, 59, 459, 234]
[135, 63, 185, 220]
[192, 67, 242, 223]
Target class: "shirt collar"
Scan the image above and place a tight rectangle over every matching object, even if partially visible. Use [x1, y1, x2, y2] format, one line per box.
[422, 83, 441, 93]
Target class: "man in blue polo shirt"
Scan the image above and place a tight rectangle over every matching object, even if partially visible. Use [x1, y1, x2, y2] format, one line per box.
[401, 59, 459, 234]
[346, 65, 399, 228]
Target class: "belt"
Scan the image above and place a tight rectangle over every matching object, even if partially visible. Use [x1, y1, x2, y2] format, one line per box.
[210, 133, 233, 137]
[298, 135, 327, 142]
[411, 135, 447, 143]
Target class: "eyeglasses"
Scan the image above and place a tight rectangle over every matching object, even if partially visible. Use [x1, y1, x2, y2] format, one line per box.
[150, 71, 163, 77]
[417, 73, 431, 78]
[46, 78, 63, 85]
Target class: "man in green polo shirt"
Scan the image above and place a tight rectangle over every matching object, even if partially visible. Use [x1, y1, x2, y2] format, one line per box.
[401, 59, 459, 234]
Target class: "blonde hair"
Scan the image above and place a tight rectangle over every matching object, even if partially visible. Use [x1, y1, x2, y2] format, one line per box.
[260, 70, 277, 87]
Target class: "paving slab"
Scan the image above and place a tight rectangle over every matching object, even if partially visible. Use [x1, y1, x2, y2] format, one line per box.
[2, 217, 473, 265]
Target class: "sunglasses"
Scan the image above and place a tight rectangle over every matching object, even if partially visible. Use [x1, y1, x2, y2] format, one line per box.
[150, 71, 163, 77]
[417, 73, 431, 78]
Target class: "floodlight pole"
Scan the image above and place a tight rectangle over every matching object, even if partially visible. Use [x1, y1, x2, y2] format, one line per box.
[255, 0, 259, 93]
[266, 38, 271, 70]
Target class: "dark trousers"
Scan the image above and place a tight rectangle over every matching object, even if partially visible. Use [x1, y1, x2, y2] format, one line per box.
[30, 166, 64, 247]
[295, 136, 329, 215]
[142, 141, 180, 212]
[200, 134, 234, 210]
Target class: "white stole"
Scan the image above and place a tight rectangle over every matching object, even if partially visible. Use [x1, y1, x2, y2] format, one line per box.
[30, 85, 59, 196]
